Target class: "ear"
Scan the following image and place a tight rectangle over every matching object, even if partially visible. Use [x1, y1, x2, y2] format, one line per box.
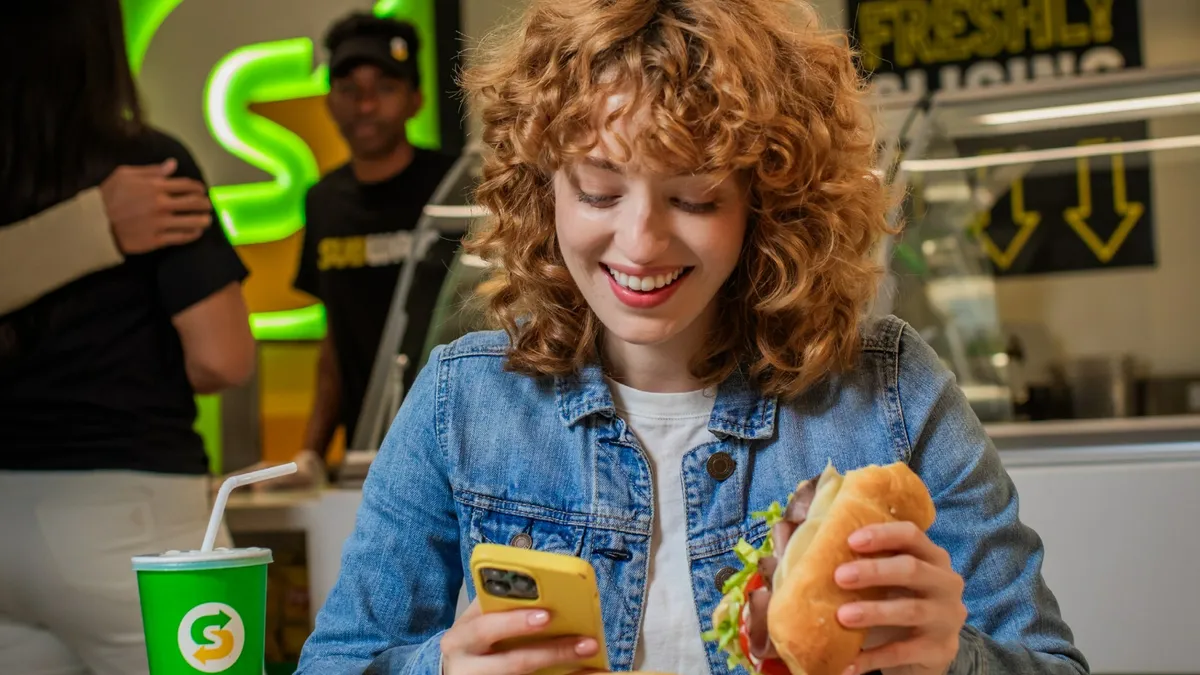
[409, 89, 425, 118]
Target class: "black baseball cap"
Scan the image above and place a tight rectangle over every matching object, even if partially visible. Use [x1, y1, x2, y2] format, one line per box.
[328, 19, 420, 85]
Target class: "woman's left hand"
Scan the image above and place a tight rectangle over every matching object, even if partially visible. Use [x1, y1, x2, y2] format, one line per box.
[833, 521, 968, 675]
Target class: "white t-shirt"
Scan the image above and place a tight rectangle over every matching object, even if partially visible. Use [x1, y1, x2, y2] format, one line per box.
[608, 378, 717, 675]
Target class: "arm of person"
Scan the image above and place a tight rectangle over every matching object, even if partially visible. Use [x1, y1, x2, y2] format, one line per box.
[295, 346, 459, 674]
[0, 189, 121, 314]
[153, 140, 254, 394]
[292, 206, 342, 459]
[303, 332, 342, 460]
[0, 159, 212, 316]
[897, 322, 1088, 675]
[172, 281, 256, 394]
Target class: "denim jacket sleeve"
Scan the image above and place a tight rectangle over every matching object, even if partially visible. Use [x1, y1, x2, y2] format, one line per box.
[295, 346, 458, 675]
[895, 323, 1089, 675]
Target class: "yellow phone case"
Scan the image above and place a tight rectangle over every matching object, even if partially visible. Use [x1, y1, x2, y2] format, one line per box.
[469, 543, 610, 675]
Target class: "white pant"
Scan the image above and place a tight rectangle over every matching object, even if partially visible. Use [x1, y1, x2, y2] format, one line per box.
[0, 471, 232, 675]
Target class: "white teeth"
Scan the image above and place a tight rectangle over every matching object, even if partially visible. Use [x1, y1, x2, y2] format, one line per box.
[605, 265, 686, 292]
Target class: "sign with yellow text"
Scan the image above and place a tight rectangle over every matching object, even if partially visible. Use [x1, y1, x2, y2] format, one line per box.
[848, 0, 1142, 95]
[848, 0, 1155, 275]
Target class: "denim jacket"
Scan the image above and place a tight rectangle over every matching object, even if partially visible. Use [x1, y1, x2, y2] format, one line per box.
[296, 315, 1088, 675]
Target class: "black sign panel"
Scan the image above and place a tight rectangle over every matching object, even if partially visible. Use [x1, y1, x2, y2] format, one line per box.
[847, 0, 1154, 276]
[950, 121, 1155, 275]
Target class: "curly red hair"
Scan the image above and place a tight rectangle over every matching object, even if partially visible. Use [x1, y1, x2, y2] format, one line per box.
[461, 0, 893, 399]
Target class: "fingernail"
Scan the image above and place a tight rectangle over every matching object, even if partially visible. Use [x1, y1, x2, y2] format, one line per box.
[528, 610, 549, 626]
[840, 605, 864, 623]
[575, 638, 597, 655]
[835, 565, 859, 585]
[849, 530, 872, 547]
[843, 666, 857, 675]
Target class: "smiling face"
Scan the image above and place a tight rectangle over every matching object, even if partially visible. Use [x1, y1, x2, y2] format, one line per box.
[327, 64, 422, 160]
[465, 0, 888, 397]
[553, 107, 749, 356]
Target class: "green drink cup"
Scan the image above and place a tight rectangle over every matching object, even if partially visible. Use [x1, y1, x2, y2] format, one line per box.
[133, 548, 273, 674]
[132, 463, 298, 674]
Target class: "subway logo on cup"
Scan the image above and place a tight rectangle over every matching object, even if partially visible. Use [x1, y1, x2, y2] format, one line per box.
[177, 602, 246, 672]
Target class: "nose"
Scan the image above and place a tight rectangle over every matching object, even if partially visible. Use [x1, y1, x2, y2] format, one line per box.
[614, 196, 671, 265]
[356, 92, 379, 115]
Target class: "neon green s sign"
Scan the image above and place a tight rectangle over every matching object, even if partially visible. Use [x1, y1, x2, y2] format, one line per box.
[124, 0, 441, 341]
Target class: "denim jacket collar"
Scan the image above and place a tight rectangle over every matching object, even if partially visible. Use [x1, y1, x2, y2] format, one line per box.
[554, 360, 777, 440]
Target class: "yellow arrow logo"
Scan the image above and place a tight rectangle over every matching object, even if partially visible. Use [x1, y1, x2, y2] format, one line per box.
[1063, 137, 1145, 264]
[968, 150, 1041, 271]
[194, 628, 234, 664]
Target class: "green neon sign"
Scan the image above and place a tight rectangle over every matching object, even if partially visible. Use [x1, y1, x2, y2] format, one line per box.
[121, 0, 185, 75]
[204, 39, 325, 247]
[125, 0, 441, 341]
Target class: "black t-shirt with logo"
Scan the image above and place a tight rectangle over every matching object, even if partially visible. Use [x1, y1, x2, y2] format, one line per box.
[294, 149, 457, 444]
[0, 129, 249, 474]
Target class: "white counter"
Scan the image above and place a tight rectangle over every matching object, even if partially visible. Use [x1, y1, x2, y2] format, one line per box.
[228, 417, 1200, 673]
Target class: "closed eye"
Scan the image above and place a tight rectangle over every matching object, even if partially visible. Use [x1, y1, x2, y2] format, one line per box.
[672, 198, 718, 214]
[577, 191, 618, 208]
[576, 192, 718, 214]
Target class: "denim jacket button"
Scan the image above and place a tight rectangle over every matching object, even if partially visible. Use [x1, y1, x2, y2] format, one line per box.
[714, 566, 736, 591]
[509, 533, 533, 549]
[706, 452, 736, 481]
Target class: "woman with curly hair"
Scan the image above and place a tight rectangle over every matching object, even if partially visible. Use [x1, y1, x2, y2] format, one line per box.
[296, 1, 1086, 674]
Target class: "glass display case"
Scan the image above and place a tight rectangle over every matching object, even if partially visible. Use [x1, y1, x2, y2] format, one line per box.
[349, 149, 489, 459]
[888, 64, 1200, 422]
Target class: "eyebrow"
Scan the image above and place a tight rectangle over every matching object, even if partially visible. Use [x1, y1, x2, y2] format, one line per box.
[581, 156, 625, 175]
[578, 155, 724, 185]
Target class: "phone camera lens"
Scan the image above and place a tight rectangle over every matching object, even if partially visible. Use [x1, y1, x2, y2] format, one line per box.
[481, 568, 507, 582]
[510, 574, 537, 598]
[484, 579, 511, 597]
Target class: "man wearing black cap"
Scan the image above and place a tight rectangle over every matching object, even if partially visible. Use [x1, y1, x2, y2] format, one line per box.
[284, 13, 458, 487]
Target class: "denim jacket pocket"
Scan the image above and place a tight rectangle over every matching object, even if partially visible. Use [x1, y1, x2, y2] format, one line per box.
[692, 517, 771, 635]
[466, 503, 587, 557]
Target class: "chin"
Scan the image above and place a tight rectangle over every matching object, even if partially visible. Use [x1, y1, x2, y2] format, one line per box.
[350, 137, 399, 160]
[596, 313, 687, 347]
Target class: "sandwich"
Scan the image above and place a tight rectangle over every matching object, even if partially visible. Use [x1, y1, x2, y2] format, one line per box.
[702, 461, 936, 675]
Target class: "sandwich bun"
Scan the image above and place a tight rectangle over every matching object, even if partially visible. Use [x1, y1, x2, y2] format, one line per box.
[703, 461, 935, 675]
[768, 462, 936, 675]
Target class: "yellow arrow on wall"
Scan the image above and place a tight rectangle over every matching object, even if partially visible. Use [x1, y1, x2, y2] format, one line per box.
[1063, 137, 1146, 264]
[968, 149, 1042, 271]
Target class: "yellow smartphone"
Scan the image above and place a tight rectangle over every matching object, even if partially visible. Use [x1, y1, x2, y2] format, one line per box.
[469, 542, 610, 675]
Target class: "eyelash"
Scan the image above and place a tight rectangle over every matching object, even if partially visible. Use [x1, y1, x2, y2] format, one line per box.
[575, 191, 718, 214]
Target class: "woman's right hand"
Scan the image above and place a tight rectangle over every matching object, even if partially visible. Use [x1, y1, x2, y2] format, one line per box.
[440, 600, 602, 675]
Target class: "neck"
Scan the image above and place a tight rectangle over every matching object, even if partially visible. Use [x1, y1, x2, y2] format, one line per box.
[602, 305, 715, 393]
[351, 140, 415, 183]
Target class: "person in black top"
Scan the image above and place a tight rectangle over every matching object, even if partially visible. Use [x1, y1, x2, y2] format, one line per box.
[0, 3, 255, 673]
[279, 13, 458, 487]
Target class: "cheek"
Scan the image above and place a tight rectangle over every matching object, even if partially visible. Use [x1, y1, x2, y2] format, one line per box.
[554, 204, 601, 267]
[382, 97, 408, 120]
[553, 181, 596, 262]
[692, 215, 748, 275]
[328, 97, 352, 120]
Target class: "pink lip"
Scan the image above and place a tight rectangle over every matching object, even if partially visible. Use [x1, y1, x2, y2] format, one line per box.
[604, 266, 690, 309]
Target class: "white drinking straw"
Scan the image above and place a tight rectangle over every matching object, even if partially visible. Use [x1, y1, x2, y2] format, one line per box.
[201, 463, 298, 552]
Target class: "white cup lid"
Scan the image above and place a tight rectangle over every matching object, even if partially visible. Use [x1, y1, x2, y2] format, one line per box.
[132, 547, 273, 571]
